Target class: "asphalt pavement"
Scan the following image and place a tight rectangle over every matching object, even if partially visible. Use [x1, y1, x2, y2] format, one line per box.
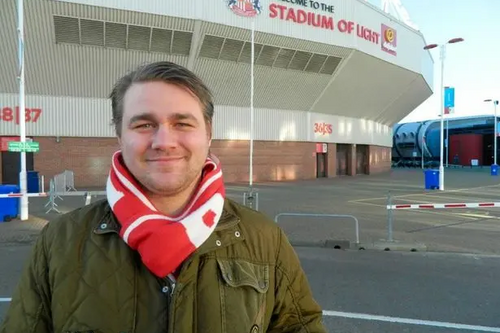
[300, 247, 500, 332]
[9, 167, 500, 255]
[2, 244, 500, 332]
[2, 168, 500, 331]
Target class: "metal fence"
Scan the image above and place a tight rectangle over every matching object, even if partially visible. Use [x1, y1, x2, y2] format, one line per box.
[274, 212, 360, 246]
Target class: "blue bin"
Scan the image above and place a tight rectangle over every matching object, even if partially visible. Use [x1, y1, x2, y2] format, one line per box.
[0, 185, 20, 222]
[491, 164, 498, 176]
[424, 169, 439, 190]
[27, 171, 40, 193]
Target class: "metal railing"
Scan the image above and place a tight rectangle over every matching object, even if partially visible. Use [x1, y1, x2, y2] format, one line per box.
[44, 170, 105, 213]
[274, 212, 360, 245]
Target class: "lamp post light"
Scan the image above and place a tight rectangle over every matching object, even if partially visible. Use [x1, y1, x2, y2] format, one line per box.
[423, 37, 464, 190]
[484, 99, 499, 172]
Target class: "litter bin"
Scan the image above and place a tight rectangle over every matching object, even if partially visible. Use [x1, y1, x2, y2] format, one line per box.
[491, 164, 498, 176]
[0, 184, 20, 222]
[27, 171, 40, 193]
[424, 169, 439, 190]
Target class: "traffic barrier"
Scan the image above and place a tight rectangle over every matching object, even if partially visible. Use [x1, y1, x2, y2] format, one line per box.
[0, 169, 105, 217]
[44, 186, 106, 214]
[43, 170, 78, 213]
[45, 179, 61, 213]
[0, 175, 45, 199]
[0, 192, 48, 198]
[41, 168, 104, 213]
[388, 202, 500, 210]
[63, 170, 77, 192]
[274, 212, 360, 246]
[385, 191, 500, 242]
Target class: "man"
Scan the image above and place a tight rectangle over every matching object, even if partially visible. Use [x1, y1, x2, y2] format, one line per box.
[1, 61, 326, 332]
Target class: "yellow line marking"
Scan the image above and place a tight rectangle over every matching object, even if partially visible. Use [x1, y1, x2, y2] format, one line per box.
[453, 213, 500, 219]
[346, 201, 386, 208]
[404, 210, 479, 220]
[348, 193, 427, 203]
[349, 184, 500, 203]
[356, 183, 423, 189]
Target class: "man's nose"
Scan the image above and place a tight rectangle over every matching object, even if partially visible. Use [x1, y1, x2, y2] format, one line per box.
[151, 124, 178, 150]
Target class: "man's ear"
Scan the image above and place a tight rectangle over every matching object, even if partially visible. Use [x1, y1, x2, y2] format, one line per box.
[207, 122, 213, 146]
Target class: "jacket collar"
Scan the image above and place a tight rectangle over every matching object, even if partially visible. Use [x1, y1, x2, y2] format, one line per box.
[93, 198, 241, 237]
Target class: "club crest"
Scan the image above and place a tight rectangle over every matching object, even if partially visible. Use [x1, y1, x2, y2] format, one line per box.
[227, 0, 262, 17]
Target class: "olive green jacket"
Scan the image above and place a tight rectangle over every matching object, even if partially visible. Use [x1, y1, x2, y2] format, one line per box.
[0, 198, 326, 333]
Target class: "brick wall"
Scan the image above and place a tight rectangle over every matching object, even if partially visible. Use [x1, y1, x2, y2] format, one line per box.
[368, 145, 392, 174]
[327, 143, 337, 178]
[0, 137, 392, 187]
[34, 137, 120, 189]
[210, 140, 316, 183]
[27, 137, 317, 188]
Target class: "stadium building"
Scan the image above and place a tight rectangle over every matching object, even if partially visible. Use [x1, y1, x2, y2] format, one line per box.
[0, 0, 434, 188]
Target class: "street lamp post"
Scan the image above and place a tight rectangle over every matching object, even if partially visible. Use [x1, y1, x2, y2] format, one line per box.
[446, 115, 449, 167]
[484, 99, 499, 168]
[423, 37, 464, 191]
[17, 0, 29, 220]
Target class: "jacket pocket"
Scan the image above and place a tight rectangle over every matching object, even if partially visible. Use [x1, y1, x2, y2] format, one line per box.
[217, 259, 270, 333]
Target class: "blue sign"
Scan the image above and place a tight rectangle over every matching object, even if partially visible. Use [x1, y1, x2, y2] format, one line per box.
[444, 87, 455, 108]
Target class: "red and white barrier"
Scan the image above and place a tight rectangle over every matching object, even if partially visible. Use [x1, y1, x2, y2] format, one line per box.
[0, 192, 49, 198]
[387, 202, 500, 210]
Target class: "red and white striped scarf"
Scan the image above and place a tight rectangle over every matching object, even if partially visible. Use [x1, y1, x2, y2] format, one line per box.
[106, 150, 225, 278]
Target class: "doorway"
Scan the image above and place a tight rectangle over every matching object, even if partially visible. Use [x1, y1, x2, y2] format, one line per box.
[336, 144, 349, 175]
[356, 145, 369, 174]
[1, 151, 34, 185]
[316, 153, 327, 178]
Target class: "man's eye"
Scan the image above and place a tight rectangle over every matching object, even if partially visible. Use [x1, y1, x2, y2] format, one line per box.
[135, 123, 154, 129]
[177, 123, 192, 128]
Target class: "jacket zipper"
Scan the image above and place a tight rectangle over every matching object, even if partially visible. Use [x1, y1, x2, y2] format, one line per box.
[165, 257, 195, 332]
[164, 274, 176, 313]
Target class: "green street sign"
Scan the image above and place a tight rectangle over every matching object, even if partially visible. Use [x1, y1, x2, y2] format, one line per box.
[8, 141, 40, 153]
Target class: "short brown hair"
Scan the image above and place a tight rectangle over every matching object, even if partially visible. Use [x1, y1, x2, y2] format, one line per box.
[109, 61, 214, 136]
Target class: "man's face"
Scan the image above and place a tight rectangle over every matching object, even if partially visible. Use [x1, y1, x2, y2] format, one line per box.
[119, 81, 211, 196]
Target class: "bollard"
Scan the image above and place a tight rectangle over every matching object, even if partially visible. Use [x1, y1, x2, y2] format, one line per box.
[243, 189, 259, 210]
[387, 191, 394, 242]
[84, 192, 92, 206]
